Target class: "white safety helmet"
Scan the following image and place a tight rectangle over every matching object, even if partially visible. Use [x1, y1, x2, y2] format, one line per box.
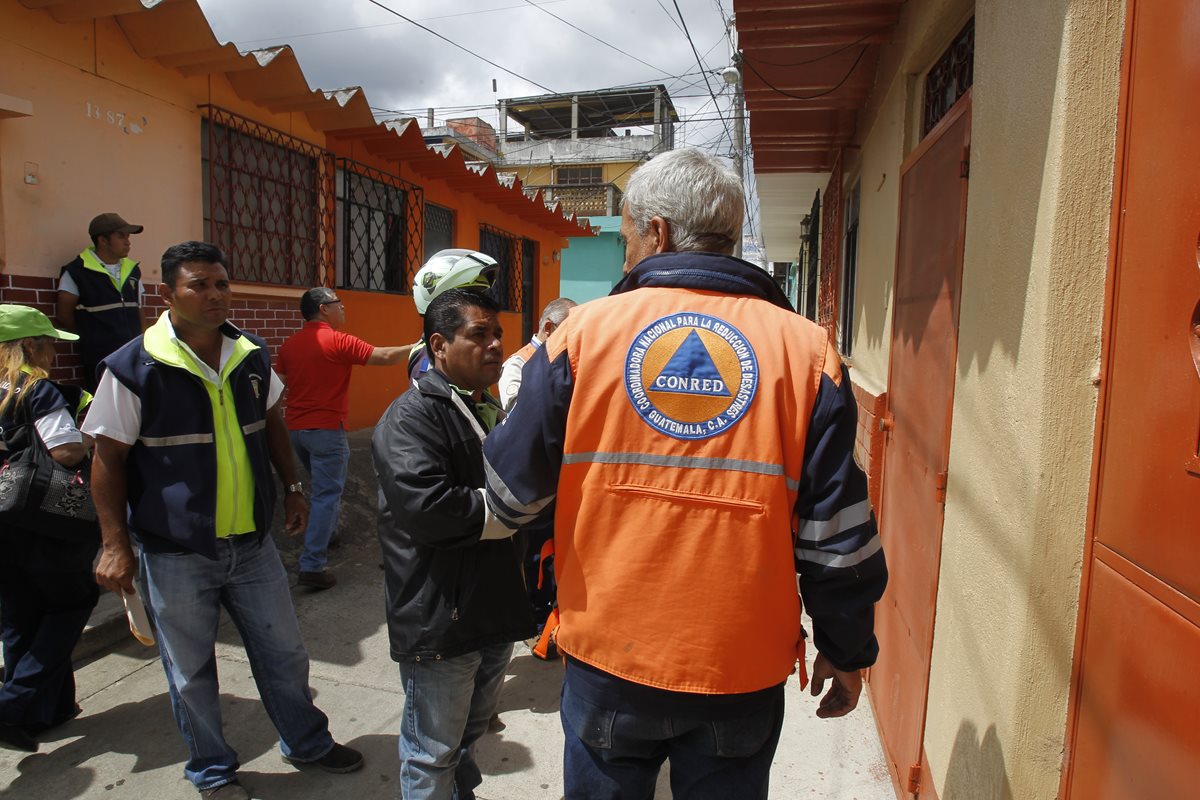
[412, 249, 498, 315]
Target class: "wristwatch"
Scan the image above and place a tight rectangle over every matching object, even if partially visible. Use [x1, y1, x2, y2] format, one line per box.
[285, 481, 304, 495]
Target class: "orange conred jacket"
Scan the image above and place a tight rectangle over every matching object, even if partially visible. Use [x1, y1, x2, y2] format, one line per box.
[484, 252, 887, 695]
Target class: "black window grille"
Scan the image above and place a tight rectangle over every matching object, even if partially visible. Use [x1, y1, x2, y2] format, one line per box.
[424, 204, 455, 261]
[556, 166, 603, 186]
[479, 224, 525, 313]
[521, 238, 537, 341]
[922, 18, 974, 137]
[201, 107, 334, 287]
[839, 182, 861, 355]
[336, 159, 423, 293]
[799, 191, 821, 321]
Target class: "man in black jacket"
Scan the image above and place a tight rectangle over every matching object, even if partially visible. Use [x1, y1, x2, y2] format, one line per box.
[372, 288, 534, 800]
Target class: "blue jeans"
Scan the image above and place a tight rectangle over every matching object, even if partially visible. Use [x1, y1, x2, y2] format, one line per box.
[290, 428, 350, 573]
[560, 681, 785, 800]
[397, 642, 514, 800]
[138, 534, 335, 791]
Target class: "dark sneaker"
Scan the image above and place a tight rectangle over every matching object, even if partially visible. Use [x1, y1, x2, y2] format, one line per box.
[0, 722, 37, 753]
[297, 571, 336, 590]
[283, 742, 363, 774]
[199, 780, 249, 800]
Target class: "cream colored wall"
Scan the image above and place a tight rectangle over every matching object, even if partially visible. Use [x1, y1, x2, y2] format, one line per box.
[845, 0, 1124, 795]
[0, 9, 206, 282]
[925, 2, 1123, 798]
[842, 0, 974, 395]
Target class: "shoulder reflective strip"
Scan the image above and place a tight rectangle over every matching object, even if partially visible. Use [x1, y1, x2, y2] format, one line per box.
[241, 420, 266, 436]
[563, 451, 797, 487]
[76, 301, 140, 313]
[797, 499, 873, 542]
[796, 535, 883, 568]
[138, 433, 215, 447]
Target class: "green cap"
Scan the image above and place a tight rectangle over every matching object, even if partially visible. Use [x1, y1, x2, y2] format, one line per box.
[0, 304, 79, 343]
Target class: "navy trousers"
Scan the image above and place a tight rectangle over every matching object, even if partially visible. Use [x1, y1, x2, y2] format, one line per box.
[0, 541, 99, 733]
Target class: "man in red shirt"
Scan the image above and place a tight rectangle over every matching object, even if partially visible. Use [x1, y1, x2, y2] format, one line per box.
[278, 287, 415, 589]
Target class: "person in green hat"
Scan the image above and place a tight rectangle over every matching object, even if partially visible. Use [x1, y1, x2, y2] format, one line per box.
[0, 304, 99, 754]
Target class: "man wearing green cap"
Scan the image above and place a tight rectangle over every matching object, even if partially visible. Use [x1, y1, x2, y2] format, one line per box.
[56, 212, 149, 390]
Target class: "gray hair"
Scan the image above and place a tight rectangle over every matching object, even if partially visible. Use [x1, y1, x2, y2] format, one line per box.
[300, 286, 338, 320]
[539, 297, 577, 328]
[622, 148, 744, 255]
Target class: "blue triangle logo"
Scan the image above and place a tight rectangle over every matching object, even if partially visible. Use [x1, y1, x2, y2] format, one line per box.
[650, 330, 731, 397]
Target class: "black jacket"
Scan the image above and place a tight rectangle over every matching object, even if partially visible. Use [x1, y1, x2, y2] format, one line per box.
[372, 368, 535, 661]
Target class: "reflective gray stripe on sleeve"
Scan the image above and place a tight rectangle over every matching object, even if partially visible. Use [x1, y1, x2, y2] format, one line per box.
[139, 433, 215, 447]
[484, 459, 555, 517]
[77, 301, 140, 313]
[563, 451, 799, 489]
[796, 535, 883, 568]
[241, 420, 266, 436]
[797, 499, 873, 543]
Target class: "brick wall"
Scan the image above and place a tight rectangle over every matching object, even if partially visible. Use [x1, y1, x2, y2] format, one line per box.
[0, 272, 301, 384]
[850, 380, 887, 513]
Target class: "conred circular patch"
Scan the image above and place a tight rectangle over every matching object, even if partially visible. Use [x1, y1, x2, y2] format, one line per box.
[624, 312, 758, 440]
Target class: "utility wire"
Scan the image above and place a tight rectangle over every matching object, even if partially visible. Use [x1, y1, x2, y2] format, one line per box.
[740, 45, 870, 101]
[741, 23, 893, 67]
[518, 0, 668, 75]
[670, 0, 732, 146]
[236, 0, 573, 47]
[653, 0, 686, 34]
[362, 0, 555, 93]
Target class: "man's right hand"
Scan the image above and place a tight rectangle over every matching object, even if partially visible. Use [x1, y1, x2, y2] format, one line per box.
[95, 543, 137, 594]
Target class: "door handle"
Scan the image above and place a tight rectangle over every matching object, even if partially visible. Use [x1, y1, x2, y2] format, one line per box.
[879, 412, 895, 433]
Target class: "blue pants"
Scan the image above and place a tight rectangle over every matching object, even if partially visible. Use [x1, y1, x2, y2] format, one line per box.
[290, 428, 350, 573]
[0, 554, 98, 732]
[139, 534, 334, 791]
[560, 681, 785, 800]
[397, 642, 514, 800]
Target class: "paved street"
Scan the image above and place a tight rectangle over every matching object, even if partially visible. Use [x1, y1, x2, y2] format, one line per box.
[0, 433, 894, 800]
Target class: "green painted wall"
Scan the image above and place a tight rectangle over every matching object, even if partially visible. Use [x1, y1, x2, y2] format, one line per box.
[560, 215, 624, 303]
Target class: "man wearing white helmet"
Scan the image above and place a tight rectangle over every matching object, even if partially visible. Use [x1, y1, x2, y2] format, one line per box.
[407, 249, 498, 383]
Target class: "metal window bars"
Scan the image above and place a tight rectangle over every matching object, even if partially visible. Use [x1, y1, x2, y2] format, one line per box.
[336, 159, 424, 293]
[479, 224, 525, 313]
[201, 106, 334, 287]
[922, 18, 974, 138]
[424, 204, 455, 262]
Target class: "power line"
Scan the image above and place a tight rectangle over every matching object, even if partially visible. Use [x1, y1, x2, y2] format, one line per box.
[740, 45, 870, 100]
[518, 0, 668, 75]
[361, 0, 555, 94]
[670, 0, 732, 147]
[741, 23, 893, 68]
[235, 0, 573, 47]
[653, 0, 685, 34]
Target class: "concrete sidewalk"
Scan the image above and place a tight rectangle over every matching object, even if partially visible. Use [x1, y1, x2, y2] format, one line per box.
[1, 432, 895, 799]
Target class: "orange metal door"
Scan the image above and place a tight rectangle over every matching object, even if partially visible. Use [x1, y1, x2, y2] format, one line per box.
[871, 95, 971, 798]
[1064, 0, 1200, 796]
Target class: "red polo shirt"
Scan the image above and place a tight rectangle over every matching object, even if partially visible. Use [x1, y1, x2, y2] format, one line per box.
[278, 321, 375, 430]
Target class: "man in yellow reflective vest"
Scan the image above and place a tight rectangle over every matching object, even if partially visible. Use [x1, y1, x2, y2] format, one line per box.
[56, 212, 150, 389]
[86, 241, 363, 800]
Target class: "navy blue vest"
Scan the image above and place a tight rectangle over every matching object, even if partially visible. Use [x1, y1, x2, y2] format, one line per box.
[103, 324, 276, 558]
[61, 255, 142, 385]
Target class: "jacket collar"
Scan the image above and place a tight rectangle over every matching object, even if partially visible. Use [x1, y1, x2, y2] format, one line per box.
[612, 252, 795, 312]
[416, 367, 501, 410]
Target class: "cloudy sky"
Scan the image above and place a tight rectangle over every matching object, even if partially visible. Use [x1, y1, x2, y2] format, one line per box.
[195, 0, 766, 258]
[197, 0, 736, 145]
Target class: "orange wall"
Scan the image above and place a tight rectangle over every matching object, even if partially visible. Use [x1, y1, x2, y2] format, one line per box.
[1, 2, 573, 427]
